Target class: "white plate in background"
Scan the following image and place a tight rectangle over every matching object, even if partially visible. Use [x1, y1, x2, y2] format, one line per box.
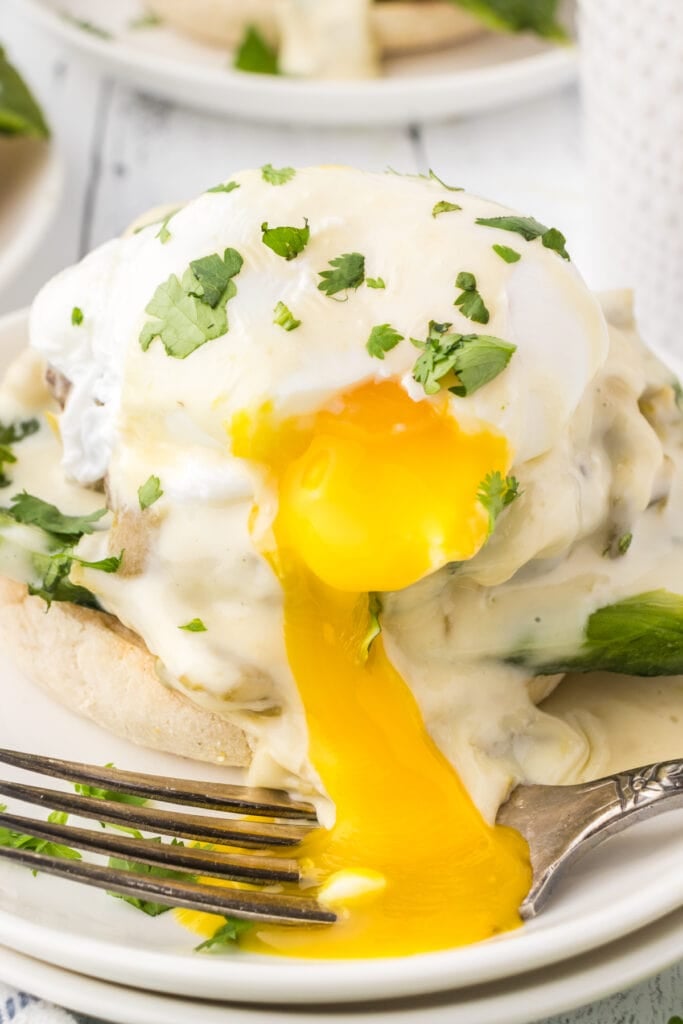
[13, 0, 576, 126]
[0, 139, 63, 294]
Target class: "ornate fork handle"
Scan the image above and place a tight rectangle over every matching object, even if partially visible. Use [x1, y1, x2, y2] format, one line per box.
[497, 759, 683, 918]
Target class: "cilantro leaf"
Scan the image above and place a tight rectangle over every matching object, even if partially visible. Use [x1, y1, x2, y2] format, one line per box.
[195, 916, 253, 951]
[318, 252, 365, 298]
[138, 475, 163, 511]
[0, 445, 17, 489]
[179, 618, 207, 632]
[451, 0, 568, 41]
[0, 46, 49, 138]
[139, 248, 243, 358]
[261, 220, 310, 261]
[261, 164, 295, 186]
[454, 271, 490, 324]
[0, 418, 39, 446]
[411, 323, 515, 396]
[432, 201, 462, 218]
[366, 277, 385, 289]
[206, 181, 239, 194]
[476, 214, 570, 260]
[71, 306, 84, 326]
[7, 492, 106, 544]
[426, 169, 463, 191]
[156, 210, 177, 244]
[234, 25, 279, 76]
[189, 249, 243, 307]
[477, 471, 521, 534]
[0, 804, 81, 863]
[492, 243, 521, 263]
[273, 301, 301, 331]
[366, 324, 404, 360]
[74, 764, 147, 806]
[360, 593, 382, 662]
[74, 551, 123, 574]
[108, 838, 190, 916]
[28, 556, 100, 610]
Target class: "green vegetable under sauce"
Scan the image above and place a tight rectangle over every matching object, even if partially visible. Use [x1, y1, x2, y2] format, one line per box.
[509, 590, 683, 677]
[0, 46, 49, 138]
[233, 25, 279, 76]
[476, 214, 570, 260]
[139, 248, 243, 358]
[454, 271, 490, 325]
[411, 320, 516, 397]
[318, 252, 365, 298]
[179, 618, 208, 632]
[261, 220, 310, 261]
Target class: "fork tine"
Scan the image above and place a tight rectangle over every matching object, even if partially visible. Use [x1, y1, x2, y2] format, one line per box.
[0, 748, 317, 821]
[0, 781, 315, 848]
[0, 846, 335, 925]
[0, 810, 300, 883]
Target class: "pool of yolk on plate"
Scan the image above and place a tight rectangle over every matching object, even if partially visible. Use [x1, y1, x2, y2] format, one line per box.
[179, 381, 531, 957]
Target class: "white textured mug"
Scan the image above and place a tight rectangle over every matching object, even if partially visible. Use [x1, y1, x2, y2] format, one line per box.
[579, 0, 683, 354]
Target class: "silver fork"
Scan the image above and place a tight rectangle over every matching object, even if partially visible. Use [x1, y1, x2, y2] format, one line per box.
[0, 748, 335, 926]
[1, 749, 683, 926]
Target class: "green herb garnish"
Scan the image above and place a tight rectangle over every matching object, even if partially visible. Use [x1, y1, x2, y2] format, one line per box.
[360, 593, 382, 662]
[179, 618, 207, 632]
[273, 301, 301, 331]
[318, 252, 365, 298]
[195, 916, 253, 951]
[71, 306, 84, 326]
[234, 25, 279, 76]
[261, 164, 295, 186]
[0, 804, 81, 864]
[454, 271, 490, 324]
[432, 201, 462, 218]
[128, 11, 162, 29]
[366, 324, 404, 360]
[0, 418, 39, 489]
[366, 277, 386, 289]
[0, 46, 49, 138]
[138, 475, 163, 511]
[206, 181, 240, 194]
[261, 220, 309, 261]
[452, 0, 568, 41]
[493, 243, 521, 263]
[477, 471, 521, 534]
[476, 214, 570, 260]
[62, 14, 112, 39]
[139, 248, 243, 358]
[411, 321, 515, 396]
[74, 764, 147, 806]
[108, 838, 189, 917]
[7, 492, 106, 544]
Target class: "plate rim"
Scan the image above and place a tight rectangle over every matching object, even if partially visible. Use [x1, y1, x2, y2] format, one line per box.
[11, 0, 577, 125]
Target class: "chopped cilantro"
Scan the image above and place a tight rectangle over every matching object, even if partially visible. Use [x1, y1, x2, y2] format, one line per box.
[156, 210, 177, 245]
[366, 324, 404, 360]
[0, 46, 49, 138]
[0, 445, 16, 489]
[425, 169, 463, 191]
[261, 164, 295, 186]
[139, 248, 243, 358]
[273, 301, 301, 332]
[0, 418, 39, 446]
[27, 554, 100, 610]
[477, 471, 521, 534]
[71, 306, 84, 326]
[0, 803, 81, 863]
[74, 764, 147, 806]
[6, 492, 106, 544]
[493, 243, 521, 263]
[206, 181, 239, 194]
[108, 838, 189, 916]
[196, 916, 253, 952]
[360, 593, 382, 662]
[476, 214, 570, 260]
[128, 11, 162, 29]
[454, 271, 490, 325]
[261, 220, 310, 261]
[411, 321, 515, 397]
[618, 533, 633, 556]
[62, 13, 112, 39]
[318, 252, 365, 298]
[179, 618, 207, 632]
[432, 200, 462, 218]
[234, 25, 279, 76]
[366, 277, 386, 289]
[138, 475, 163, 511]
[74, 551, 123, 574]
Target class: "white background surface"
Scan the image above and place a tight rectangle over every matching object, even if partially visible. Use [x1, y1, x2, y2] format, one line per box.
[0, 4, 679, 1023]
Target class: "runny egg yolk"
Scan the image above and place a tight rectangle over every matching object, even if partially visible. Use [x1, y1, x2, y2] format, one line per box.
[180, 380, 531, 957]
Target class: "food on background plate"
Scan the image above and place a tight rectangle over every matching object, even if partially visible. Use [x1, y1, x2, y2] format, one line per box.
[144, 0, 568, 79]
[0, 46, 48, 139]
[1, 165, 683, 958]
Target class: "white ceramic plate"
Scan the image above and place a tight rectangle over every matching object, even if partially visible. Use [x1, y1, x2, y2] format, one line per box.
[3, 308, 683, 1007]
[13, 0, 576, 126]
[2, 904, 683, 1024]
[0, 139, 63, 294]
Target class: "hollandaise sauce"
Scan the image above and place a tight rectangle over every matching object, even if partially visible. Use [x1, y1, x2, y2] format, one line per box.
[180, 381, 531, 957]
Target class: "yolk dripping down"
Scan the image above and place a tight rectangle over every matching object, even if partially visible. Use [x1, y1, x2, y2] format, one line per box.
[180, 381, 531, 957]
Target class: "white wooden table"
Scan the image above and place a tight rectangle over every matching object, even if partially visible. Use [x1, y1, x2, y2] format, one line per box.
[1, 5, 682, 1023]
